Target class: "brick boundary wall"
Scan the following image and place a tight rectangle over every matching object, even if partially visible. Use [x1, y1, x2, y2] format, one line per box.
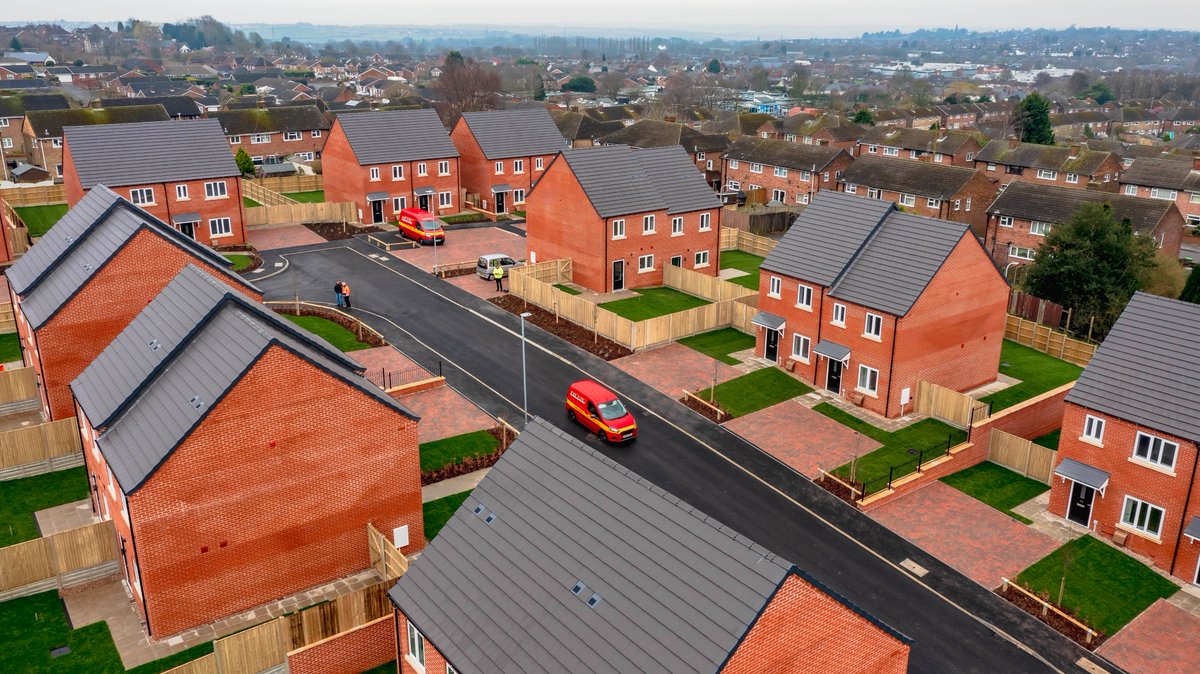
[287, 614, 396, 674]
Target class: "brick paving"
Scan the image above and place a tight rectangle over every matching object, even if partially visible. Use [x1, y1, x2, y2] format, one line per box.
[870, 481, 1060, 588]
[725, 399, 881, 477]
[612, 343, 743, 399]
[351, 345, 424, 375]
[1097, 599, 1200, 673]
[35, 498, 97, 536]
[247, 224, 326, 251]
[398, 385, 495, 444]
[389, 226, 524, 273]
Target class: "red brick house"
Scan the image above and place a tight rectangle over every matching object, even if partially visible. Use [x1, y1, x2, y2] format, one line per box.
[24, 104, 170, 179]
[449, 108, 566, 215]
[1108, 107, 1163, 138]
[794, 115, 867, 155]
[753, 192, 1008, 419]
[323, 109, 461, 224]
[985, 181, 1184, 268]
[72, 264, 423, 638]
[0, 94, 70, 177]
[5, 186, 260, 421]
[599, 118, 729, 189]
[1162, 107, 1200, 137]
[214, 104, 331, 166]
[1048, 293, 1200, 584]
[839, 155, 999, 236]
[63, 119, 249, 246]
[1118, 156, 1200, 228]
[856, 127, 984, 166]
[526, 145, 722, 292]
[389, 419, 911, 674]
[973, 140, 1122, 191]
[722, 137, 852, 207]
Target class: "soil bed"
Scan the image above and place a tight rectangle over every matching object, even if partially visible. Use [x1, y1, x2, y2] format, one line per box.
[996, 583, 1106, 650]
[679, 393, 731, 423]
[489, 295, 633, 361]
[815, 473, 861, 505]
[304, 222, 384, 240]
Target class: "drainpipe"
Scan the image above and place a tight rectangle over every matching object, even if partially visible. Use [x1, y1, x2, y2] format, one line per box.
[161, 182, 173, 231]
[125, 493, 152, 634]
[604, 217, 610, 293]
[883, 314, 899, 418]
[1168, 442, 1200, 577]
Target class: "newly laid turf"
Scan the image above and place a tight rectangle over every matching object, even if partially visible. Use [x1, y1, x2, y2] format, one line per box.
[420, 430, 498, 473]
[423, 491, 472, 541]
[677, 328, 756, 365]
[981, 340, 1082, 412]
[695, 367, 812, 418]
[719, 250, 765, 290]
[600, 287, 710, 321]
[242, 196, 262, 208]
[281, 314, 372, 352]
[1034, 429, 1062, 450]
[818, 404, 966, 488]
[0, 332, 21, 363]
[0, 467, 89, 546]
[14, 204, 68, 237]
[222, 253, 254, 272]
[553, 283, 582, 295]
[284, 190, 325, 203]
[940, 461, 1049, 524]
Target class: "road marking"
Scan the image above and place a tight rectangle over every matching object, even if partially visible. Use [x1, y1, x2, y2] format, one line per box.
[273, 262, 283, 267]
[900, 558, 929, 577]
[1075, 658, 1107, 674]
[275, 244, 1066, 672]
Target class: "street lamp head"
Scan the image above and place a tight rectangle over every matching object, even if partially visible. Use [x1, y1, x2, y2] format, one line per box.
[520, 312, 532, 318]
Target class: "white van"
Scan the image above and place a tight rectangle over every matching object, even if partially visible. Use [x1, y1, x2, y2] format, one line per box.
[476, 254, 519, 279]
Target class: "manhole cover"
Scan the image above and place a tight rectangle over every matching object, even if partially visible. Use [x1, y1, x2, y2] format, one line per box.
[50, 646, 70, 658]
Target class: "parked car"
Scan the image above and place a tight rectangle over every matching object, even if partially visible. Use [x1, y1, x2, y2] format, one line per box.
[475, 253, 520, 279]
[566, 380, 637, 444]
[397, 207, 445, 244]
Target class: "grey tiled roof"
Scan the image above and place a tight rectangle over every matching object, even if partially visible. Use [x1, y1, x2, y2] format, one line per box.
[27, 104, 171, 139]
[841, 155, 984, 199]
[388, 419, 803, 673]
[71, 265, 416, 493]
[6, 186, 251, 329]
[1066, 293, 1200, 444]
[987, 181, 1177, 236]
[724, 136, 845, 172]
[555, 145, 720, 218]
[214, 105, 330, 135]
[600, 119, 728, 153]
[974, 140, 1114, 175]
[65, 119, 240, 190]
[99, 95, 203, 118]
[335, 108, 459, 164]
[460, 108, 566, 159]
[1119, 157, 1200, 192]
[762, 191, 980, 316]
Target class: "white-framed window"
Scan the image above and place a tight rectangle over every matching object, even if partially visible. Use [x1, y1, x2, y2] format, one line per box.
[868, 145, 878, 154]
[175, 184, 189, 200]
[965, 197, 971, 211]
[208, 217, 232, 237]
[823, 171, 830, 182]
[857, 365, 879, 395]
[642, 214, 655, 234]
[494, 161, 504, 174]
[283, 131, 302, 141]
[999, 215, 1013, 227]
[774, 166, 788, 177]
[438, 160, 450, 176]
[694, 250, 710, 267]
[883, 146, 899, 156]
[768, 276, 782, 298]
[845, 184, 857, 195]
[513, 188, 526, 204]
[934, 153, 945, 163]
[899, 193, 916, 207]
[966, 152, 975, 161]
[772, 189, 786, 202]
[749, 162, 763, 173]
[791, 333, 811, 362]
[699, 212, 711, 231]
[909, 150, 919, 159]
[729, 159, 739, 169]
[727, 180, 741, 191]
[129, 188, 154, 205]
[407, 622, 427, 669]
[229, 135, 241, 144]
[796, 284, 813, 310]
[800, 170, 812, 181]
[638, 254, 654, 272]
[438, 191, 452, 208]
[671, 216, 684, 236]
[393, 196, 406, 212]
[1066, 172, 1079, 184]
[1009, 245, 1035, 260]
[1124, 184, 1138, 196]
[1120, 496, 1164, 537]
[0, 118, 8, 128]
[204, 181, 228, 199]
[867, 187, 882, 200]
[697, 151, 706, 160]
[798, 193, 810, 204]
[251, 133, 270, 144]
[514, 159, 524, 174]
[417, 162, 428, 176]
[294, 152, 314, 162]
[612, 219, 625, 239]
[0, 137, 10, 149]
[864, 312, 883, 339]
[1150, 188, 1178, 201]
[1133, 432, 1178, 470]
[986, 163, 996, 171]
[535, 157, 545, 170]
[370, 166, 380, 181]
[953, 199, 961, 211]
[311, 129, 322, 138]
[1030, 221, 1051, 236]
[1036, 168, 1058, 180]
[392, 165, 405, 180]
[670, 255, 683, 267]
[926, 197, 940, 208]
[832, 303, 846, 326]
[51, 138, 62, 148]
[1083, 415, 1105, 443]
[1191, 192, 1200, 204]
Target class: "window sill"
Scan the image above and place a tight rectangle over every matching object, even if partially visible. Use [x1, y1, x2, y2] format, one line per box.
[794, 304, 813, 312]
[438, 173, 450, 177]
[1115, 522, 1163, 545]
[830, 321, 845, 328]
[695, 262, 710, 269]
[855, 387, 879, 399]
[369, 179, 381, 182]
[612, 235, 626, 241]
[789, 355, 810, 365]
[767, 293, 781, 300]
[637, 268, 654, 274]
[862, 334, 882, 343]
[699, 227, 711, 233]
[671, 232, 684, 237]
[210, 232, 233, 239]
[1127, 456, 1177, 477]
[392, 178, 405, 182]
[404, 655, 426, 674]
[205, 196, 229, 201]
[1077, 435, 1104, 448]
[176, 198, 190, 202]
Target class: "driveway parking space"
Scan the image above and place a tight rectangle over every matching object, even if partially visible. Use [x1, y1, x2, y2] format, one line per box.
[389, 226, 524, 273]
[724, 398, 881, 477]
[870, 481, 1060, 588]
[612, 343, 742, 399]
[1098, 599, 1200, 673]
[248, 225, 326, 251]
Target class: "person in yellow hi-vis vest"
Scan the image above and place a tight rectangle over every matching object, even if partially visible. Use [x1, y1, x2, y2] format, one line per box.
[492, 263, 505, 292]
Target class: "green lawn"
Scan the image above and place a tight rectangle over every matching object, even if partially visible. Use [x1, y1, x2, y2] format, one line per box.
[243, 196, 262, 208]
[0, 590, 215, 674]
[1034, 429, 1062, 450]
[360, 662, 397, 674]
[677, 328, 756, 365]
[695, 367, 812, 418]
[284, 190, 325, 203]
[420, 430, 498, 473]
[222, 254, 254, 272]
[1015, 535, 1178, 636]
[282, 314, 372, 352]
[0, 467, 89, 547]
[511, 210, 527, 218]
[14, 204, 68, 238]
[0, 332, 21, 363]
[599, 287, 711, 321]
[719, 250, 765, 290]
[553, 283, 582, 295]
[981, 340, 1082, 413]
[940, 461, 1049, 524]
[817, 403, 967, 489]
[440, 212, 487, 224]
[423, 491, 472, 541]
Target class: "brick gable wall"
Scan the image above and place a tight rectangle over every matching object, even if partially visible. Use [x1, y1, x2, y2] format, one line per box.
[1118, 184, 1200, 224]
[985, 208, 1184, 267]
[397, 610, 454, 674]
[449, 119, 555, 213]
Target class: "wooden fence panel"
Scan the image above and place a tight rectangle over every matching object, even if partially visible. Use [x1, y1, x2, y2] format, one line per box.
[0, 367, 38, 404]
[245, 174, 324, 194]
[663, 264, 755, 303]
[48, 521, 119, 574]
[914, 380, 989, 429]
[366, 523, 408, 580]
[1004, 315, 1096, 367]
[245, 202, 355, 227]
[214, 619, 287, 674]
[0, 302, 16, 334]
[718, 227, 777, 257]
[0, 538, 52, 592]
[160, 653, 218, 674]
[240, 180, 297, 207]
[0, 417, 84, 474]
[988, 430, 1056, 483]
[0, 184, 67, 206]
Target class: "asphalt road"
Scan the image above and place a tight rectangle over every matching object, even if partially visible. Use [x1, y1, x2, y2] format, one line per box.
[257, 238, 1122, 674]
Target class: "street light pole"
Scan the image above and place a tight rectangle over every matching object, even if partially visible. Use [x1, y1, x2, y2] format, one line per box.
[520, 311, 532, 422]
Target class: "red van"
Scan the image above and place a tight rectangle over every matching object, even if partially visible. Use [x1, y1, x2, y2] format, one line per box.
[566, 380, 637, 444]
[397, 208, 445, 244]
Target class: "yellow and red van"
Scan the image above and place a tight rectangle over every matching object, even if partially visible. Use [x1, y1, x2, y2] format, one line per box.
[397, 208, 445, 244]
[566, 380, 637, 444]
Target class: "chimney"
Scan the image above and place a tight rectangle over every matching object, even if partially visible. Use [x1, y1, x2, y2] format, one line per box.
[1068, 143, 1081, 160]
[256, 96, 265, 109]
[1008, 138, 1020, 149]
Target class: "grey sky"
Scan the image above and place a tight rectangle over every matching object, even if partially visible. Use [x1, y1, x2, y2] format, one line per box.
[8, 1, 1200, 38]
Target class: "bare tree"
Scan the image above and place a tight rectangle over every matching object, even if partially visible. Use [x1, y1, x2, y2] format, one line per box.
[436, 58, 501, 126]
[661, 71, 699, 110]
[600, 70, 626, 99]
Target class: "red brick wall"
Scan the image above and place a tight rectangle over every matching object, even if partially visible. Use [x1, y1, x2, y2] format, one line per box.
[288, 615, 396, 674]
[525, 156, 607, 290]
[843, 170, 996, 237]
[31, 229, 260, 420]
[1, 115, 26, 164]
[1118, 184, 1200, 224]
[397, 611, 454, 674]
[722, 153, 852, 207]
[449, 118, 554, 212]
[227, 129, 326, 163]
[128, 345, 423, 637]
[722, 573, 910, 674]
[969, 384, 1071, 455]
[987, 207, 1185, 268]
[606, 208, 721, 290]
[976, 155, 1122, 192]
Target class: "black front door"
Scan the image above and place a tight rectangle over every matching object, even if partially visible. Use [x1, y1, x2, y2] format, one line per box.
[495, 191, 506, 214]
[765, 329, 779, 362]
[826, 360, 843, 393]
[178, 222, 196, 240]
[418, 193, 431, 211]
[1067, 482, 1095, 526]
[612, 260, 624, 291]
[371, 199, 384, 223]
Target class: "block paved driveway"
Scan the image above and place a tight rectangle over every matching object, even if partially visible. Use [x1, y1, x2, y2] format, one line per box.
[724, 399, 881, 477]
[870, 481, 1060, 589]
[611, 343, 742, 399]
[1097, 598, 1200, 673]
[389, 226, 524, 273]
[248, 224, 326, 251]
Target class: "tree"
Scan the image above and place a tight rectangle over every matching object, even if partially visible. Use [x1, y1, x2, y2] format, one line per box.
[444, 50, 465, 69]
[1015, 92, 1054, 145]
[9, 37, 21, 51]
[533, 77, 546, 101]
[234, 148, 255, 176]
[72, 59, 84, 67]
[436, 57, 501, 125]
[706, 58, 721, 74]
[1080, 81, 1114, 105]
[1179, 269, 1200, 304]
[238, 83, 254, 95]
[1068, 71, 1091, 95]
[852, 109, 876, 126]
[599, 71, 625, 99]
[1024, 203, 1157, 340]
[1139, 250, 1187, 299]
[747, 66, 770, 91]
[561, 76, 596, 93]
[787, 65, 810, 100]
[978, 94, 992, 103]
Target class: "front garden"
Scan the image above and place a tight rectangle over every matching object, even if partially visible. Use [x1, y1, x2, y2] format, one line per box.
[940, 462, 1049, 524]
[818, 404, 966, 493]
[599, 287, 710, 321]
[691, 368, 812, 419]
